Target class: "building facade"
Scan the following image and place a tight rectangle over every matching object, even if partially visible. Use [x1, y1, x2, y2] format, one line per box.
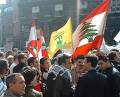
[105, 0, 120, 45]
[0, 0, 105, 50]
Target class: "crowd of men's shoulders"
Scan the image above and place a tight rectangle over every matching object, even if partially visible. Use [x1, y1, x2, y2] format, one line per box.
[0, 49, 120, 97]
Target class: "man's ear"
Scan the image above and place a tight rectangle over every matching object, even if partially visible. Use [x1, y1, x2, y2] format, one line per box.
[30, 63, 33, 66]
[9, 83, 14, 89]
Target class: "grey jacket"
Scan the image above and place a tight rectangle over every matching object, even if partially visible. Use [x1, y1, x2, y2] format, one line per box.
[4, 90, 22, 97]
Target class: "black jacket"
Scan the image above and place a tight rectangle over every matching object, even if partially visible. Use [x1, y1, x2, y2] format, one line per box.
[110, 61, 120, 72]
[75, 69, 108, 97]
[47, 65, 73, 97]
[102, 66, 120, 97]
[13, 63, 26, 73]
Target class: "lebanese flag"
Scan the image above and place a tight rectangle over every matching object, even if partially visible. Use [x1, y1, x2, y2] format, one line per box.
[27, 20, 42, 60]
[72, 0, 110, 59]
[40, 29, 48, 58]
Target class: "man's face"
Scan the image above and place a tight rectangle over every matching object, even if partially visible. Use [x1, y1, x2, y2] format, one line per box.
[43, 59, 50, 70]
[3, 63, 9, 76]
[76, 59, 84, 66]
[33, 59, 39, 69]
[11, 75, 26, 96]
[83, 58, 89, 70]
[65, 58, 72, 69]
[98, 60, 107, 70]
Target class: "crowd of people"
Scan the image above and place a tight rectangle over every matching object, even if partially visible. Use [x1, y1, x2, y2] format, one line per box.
[0, 48, 120, 97]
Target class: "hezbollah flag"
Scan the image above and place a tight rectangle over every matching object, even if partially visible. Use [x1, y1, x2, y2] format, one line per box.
[48, 17, 72, 59]
[72, 0, 110, 59]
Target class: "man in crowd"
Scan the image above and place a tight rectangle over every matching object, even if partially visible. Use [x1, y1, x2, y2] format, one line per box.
[107, 51, 120, 71]
[13, 53, 27, 73]
[10, 55, 19, 74]
[27, 57, 39, 70]
[75, 56, 108, 97]
[47, 54, 73, 97]
[4, 73, 26, 97]
[98, 55, 120, 97]
[71, 55, 86, 86]
[0, 59, 9, 97]
[40, 57, 50, 97]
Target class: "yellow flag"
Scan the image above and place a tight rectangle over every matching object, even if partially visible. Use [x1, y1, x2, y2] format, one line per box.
[48, 17, 73, 59]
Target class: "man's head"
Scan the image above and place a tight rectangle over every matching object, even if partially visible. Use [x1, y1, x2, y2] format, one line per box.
[13, 54, 19, 64]
[0, 59, 9, 76]
[27, 57, 38, 68]
[6, 73, 26, 96]
[18, 53, 27, 64]
[83, 56, 98, 70]
[58, 54, 72, 69]
[108, 51, 119, 62]
[98, 55, 111, 70]
[0, 52, 4, 59]
[40, 57, 50, 71]
[74, 55, 85, 66]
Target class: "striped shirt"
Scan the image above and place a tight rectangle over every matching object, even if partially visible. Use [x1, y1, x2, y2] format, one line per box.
[0, 78, 7, 97]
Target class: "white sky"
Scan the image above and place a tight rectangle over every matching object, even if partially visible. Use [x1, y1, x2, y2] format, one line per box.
[114, 31, 120, 42]
[0, 0, 6, 4]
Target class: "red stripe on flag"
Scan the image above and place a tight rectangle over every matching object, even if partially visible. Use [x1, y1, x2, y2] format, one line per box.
[81, 0, 109, 23]
[71, 35, 103, 59]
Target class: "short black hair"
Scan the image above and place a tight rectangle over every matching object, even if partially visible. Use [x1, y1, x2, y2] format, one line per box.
[6, 73, 22, 88]
[0, 59, 8, 74]
[57, 54, 70, 65]
[27, 57, 35, 66]
[75, 55, 84, 61]
[0, 52, 4, 58]
[40, 57, 48, 65]
[21, 67, 36, 85]
[98, 55, 109, 62]
[85, 56, 98, 67]
[14, 54, 18, 61]
[110, 49, 119, 52]
[107, 52, 117, 61]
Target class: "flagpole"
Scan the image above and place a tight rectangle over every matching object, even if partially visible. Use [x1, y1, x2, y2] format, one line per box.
[76, 0, 80, 26]
[100, 1, 110, 48]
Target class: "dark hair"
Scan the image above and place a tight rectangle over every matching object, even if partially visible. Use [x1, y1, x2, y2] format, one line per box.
[40, 57, 48, 65]
[27, 57, 35, 66]
[21, 67, 36, 85]
[14, 54, 18, 61]
[110, 49, 119, 52]
[6, 73, 22, 88]
[107, 52, 117, 61]
[0, 52, 4, 58]
[57, 54, 70, 65]
[75, 55, 84, 61]
[0, 59, 8, 74]
[98, 55, 109, 62]
[85, 56, 98, 67]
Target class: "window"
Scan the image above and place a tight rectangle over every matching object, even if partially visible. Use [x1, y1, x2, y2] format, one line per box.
[80, 1, 88, 9]
[0, 0, 6, 4]
[4, 7, 13, 13]
[32, 6, 40, 19]
[117, 0, 120, 6]
[32, 6, 39, 13]
[111, 0, 117, 7]
[54, 4, 63, 17]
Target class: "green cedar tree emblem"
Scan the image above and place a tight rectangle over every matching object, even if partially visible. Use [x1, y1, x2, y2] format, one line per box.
[81, 22, 97, 42]
[56, 34, 63, 48]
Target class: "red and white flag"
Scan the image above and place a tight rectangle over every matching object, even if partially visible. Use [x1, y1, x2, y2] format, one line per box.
[27, 20, 42, 60]
[72, 0, 110, 59]
[40, 29, 48, 58]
